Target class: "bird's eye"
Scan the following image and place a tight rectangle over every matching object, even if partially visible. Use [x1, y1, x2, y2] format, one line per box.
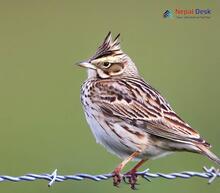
[102, 62, 111, 68]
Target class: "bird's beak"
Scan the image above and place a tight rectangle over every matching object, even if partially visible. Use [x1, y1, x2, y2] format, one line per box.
[76, 61, 96, 70]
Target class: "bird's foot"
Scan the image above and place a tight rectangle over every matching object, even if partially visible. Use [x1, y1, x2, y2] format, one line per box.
[123, 170, 139, 190]
[112, 169, 122, 187]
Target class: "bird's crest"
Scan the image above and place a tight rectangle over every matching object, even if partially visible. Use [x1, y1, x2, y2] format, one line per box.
[89, 32, 123, 61]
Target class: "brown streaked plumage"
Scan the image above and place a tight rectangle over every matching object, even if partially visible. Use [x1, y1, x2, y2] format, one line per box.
[77, 32, 220, 189]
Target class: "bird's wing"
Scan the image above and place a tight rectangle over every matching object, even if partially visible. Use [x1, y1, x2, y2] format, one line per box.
[92, 77, 205, 145]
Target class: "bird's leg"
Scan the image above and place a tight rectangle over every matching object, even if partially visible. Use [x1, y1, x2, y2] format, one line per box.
[112, 151, 139, 187]
[124, 159, 147, 189]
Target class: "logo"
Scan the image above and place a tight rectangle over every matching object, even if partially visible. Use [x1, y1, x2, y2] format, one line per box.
[163, 8, 212, 19]
[163, 10, 172, 18]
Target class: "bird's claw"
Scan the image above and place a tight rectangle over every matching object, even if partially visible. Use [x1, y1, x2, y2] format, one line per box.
[112, 172, 122, 187]
[112, 168, 140, 189]
[123, 171, 139, 190]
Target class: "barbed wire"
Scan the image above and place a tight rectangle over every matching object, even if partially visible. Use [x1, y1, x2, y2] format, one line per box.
[0, 167, 219, 187]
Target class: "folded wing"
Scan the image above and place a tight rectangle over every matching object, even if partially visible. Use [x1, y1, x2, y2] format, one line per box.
[92, 77, 209, 146]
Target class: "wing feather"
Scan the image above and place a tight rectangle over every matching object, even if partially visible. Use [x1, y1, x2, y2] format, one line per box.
[92, 77, 204, 145]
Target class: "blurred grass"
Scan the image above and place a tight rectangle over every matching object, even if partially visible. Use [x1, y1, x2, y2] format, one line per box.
[0, 0, 219, 193]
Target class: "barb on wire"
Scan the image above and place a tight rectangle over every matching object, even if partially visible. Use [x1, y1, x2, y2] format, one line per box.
[0, 167, 219, 187]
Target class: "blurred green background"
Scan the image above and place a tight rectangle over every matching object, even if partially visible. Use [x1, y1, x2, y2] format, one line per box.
[0, 0, 219, 193]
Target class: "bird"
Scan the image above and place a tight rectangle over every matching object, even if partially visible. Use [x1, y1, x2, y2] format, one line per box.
[76, 32, 220, 189]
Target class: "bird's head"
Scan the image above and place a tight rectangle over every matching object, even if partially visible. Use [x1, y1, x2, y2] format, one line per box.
[77, 32, 139, 79]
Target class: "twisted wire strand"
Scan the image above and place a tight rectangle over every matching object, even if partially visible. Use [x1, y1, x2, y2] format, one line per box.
[0, 167, 219, 187]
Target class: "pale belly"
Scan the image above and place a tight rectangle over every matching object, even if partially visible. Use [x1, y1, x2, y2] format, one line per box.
[83, 108, 172, 160]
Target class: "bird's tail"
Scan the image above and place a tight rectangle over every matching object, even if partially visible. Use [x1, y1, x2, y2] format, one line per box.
[196, 144, 220, 165]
